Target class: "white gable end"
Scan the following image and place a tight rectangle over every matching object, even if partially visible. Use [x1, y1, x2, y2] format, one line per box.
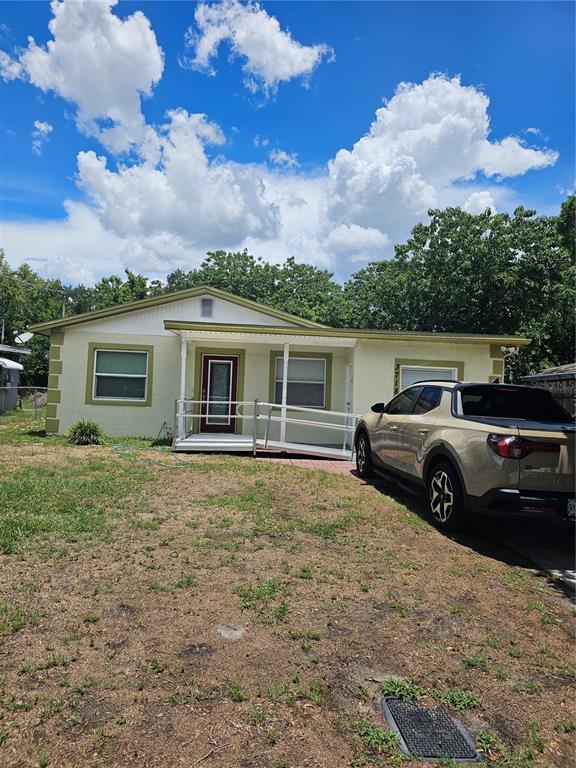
[74, 294, 300, 335]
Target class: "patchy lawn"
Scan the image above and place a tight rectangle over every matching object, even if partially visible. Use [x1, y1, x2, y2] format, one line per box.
[0, 416, 574, 768]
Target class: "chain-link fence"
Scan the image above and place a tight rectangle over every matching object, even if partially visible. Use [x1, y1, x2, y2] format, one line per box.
[0, 386, 48, 417]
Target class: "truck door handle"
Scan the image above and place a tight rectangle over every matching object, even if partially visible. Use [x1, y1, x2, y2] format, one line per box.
[389, 425, 398, 431]
[418, 429, 429, 435]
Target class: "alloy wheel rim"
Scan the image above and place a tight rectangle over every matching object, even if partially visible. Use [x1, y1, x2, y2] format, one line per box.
[357, 438, 366, 471]
[430, 470, 454, 522]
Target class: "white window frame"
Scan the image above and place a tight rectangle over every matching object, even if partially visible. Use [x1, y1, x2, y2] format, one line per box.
[93, 349, 148, 402]
[399, 364, 458, 391]
[274, 356, 326, 409]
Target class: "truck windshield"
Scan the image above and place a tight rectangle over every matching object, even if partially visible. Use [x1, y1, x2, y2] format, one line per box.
[459, 385, 571, 423]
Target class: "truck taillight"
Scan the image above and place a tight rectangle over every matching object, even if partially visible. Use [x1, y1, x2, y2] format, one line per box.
[487, 434, 560, 459]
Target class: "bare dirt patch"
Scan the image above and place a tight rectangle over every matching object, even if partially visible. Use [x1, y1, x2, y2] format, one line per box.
[0, 442, 574, 768]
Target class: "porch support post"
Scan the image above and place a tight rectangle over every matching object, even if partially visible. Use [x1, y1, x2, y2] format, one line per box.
[280, 342, 289, 443]
[178, 336, 187, 438]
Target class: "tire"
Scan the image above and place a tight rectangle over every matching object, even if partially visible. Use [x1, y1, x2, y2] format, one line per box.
[355, 431, 374, 478]
[426, 461, 469, 532]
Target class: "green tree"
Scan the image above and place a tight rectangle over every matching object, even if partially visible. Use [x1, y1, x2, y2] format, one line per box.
[557, 194, 575, 259]
[164, 250, 347, 326]
[345, 203, 575, 379]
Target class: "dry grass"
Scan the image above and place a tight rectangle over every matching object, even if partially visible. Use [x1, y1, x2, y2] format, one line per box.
[0, 431, 574, 768]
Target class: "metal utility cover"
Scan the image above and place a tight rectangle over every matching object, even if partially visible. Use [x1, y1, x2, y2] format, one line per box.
[381, 697, 482, 762]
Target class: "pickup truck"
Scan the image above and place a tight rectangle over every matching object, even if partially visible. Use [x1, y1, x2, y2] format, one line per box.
[354, 381, 575, 531]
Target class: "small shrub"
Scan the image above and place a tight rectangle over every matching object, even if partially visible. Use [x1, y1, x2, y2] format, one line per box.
[67, 420, 105, 446]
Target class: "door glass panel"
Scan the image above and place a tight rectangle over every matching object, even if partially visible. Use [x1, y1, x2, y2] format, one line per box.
[207, 361, 232, 424]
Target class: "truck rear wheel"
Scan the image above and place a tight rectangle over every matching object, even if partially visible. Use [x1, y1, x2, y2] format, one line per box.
[426, 461, 469, 531]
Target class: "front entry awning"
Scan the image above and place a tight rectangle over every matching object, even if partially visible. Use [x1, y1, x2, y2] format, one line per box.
[164, 321, 357, 348]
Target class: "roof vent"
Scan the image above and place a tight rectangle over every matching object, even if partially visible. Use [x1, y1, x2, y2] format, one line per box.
[200, 297, 214, 318]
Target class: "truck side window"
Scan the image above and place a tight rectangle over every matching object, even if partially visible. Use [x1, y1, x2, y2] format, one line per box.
[387, 387, 422, 415]
[413, 386, 442, 414]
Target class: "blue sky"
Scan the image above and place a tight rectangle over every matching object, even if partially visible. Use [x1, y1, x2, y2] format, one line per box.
[0, 0, 573, 284]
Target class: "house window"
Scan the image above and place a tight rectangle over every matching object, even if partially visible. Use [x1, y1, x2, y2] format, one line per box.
[93, 349, 148, 400]
[200, 298, 214, 318]
[399, 365, 458, 391]
[274, 357, 326, 408]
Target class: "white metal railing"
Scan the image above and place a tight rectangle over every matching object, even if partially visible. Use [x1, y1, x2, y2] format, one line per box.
[174, 398, 360, 459]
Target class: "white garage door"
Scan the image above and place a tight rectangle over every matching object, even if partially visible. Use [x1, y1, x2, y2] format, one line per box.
[400, 365, 458, 390]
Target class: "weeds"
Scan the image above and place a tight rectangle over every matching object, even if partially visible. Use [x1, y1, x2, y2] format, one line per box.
[462, 653, 489, 672]
[381, 677, 424, 701]
[228, 683, 249, 702]
[438, 689, 479, 711]
[235, 579, 289, 623]
[0, 600, 41, 642]
[352, 718, 400, 755]
[40, 695, 66, 720]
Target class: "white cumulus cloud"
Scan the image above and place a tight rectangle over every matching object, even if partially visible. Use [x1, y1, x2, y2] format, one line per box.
[325, 224, 389, 259]
[0, 49, 23, 80]
[462, 190, 495, 214]
[31, 120, 53, 156]
[269, 148, 299, 168]
[324, 75, 558, 248]
[184, 0, 333, 95]
[1, 0, 164, 153]
[77, 108, 280, 250]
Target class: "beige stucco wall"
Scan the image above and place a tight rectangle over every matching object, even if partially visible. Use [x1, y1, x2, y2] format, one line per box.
[55, 331, 352, 440]
[57, 330, 180, 438]
[54, 328, 497, 442]
[351, 338, 494, 413]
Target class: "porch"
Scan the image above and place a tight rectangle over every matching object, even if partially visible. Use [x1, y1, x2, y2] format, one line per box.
[168, 324, 358, 460]
[173, 399, 359, 460]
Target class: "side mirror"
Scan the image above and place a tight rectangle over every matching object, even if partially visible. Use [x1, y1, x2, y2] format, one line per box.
[370, 402, 387, 413]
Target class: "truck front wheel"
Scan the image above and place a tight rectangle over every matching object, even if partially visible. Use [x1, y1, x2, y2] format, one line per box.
[355, 432, 374, 478]
[426, 461, 469, 531]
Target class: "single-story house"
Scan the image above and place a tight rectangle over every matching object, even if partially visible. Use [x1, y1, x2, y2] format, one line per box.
[28, 286, 530, 455]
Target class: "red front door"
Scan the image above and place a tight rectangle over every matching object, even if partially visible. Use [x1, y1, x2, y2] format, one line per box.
[200, 354, 239, 433]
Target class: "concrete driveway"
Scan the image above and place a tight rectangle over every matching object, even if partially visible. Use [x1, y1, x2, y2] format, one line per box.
[486, 516, 576, 593]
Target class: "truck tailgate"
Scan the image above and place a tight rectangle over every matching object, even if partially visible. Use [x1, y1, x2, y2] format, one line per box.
[517, 423, 575, 493]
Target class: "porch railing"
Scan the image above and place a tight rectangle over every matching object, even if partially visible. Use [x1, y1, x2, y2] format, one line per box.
[174, 399, 360, 459]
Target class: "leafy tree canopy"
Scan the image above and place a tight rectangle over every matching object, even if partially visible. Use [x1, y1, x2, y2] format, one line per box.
[1, 195, 573, 384]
